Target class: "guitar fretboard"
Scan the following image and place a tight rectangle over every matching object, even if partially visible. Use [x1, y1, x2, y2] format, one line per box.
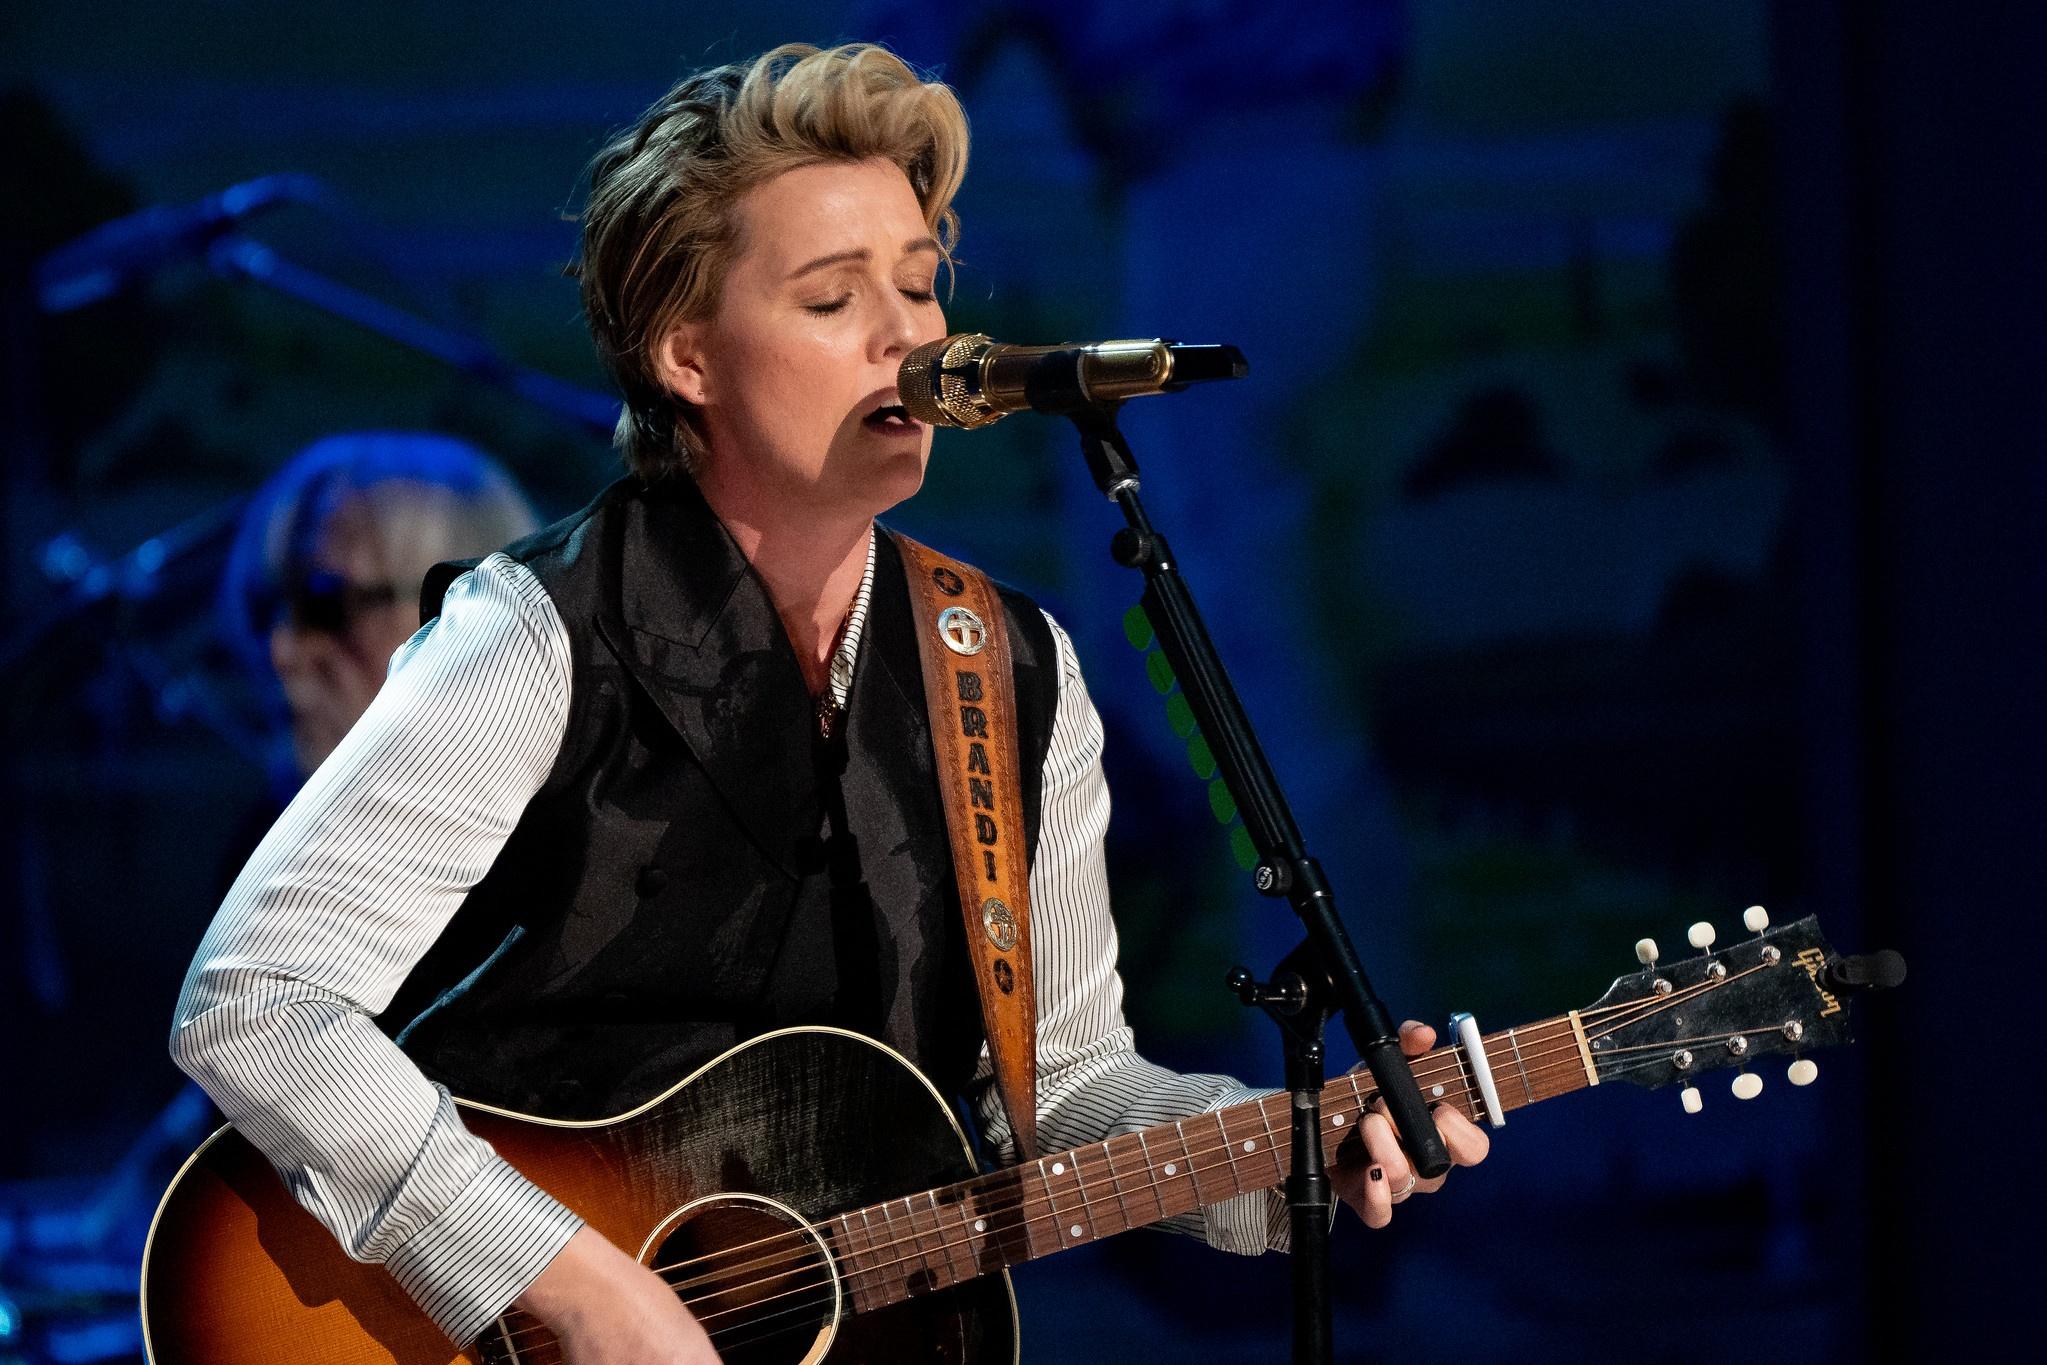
[826, 1014, 1593, 1312]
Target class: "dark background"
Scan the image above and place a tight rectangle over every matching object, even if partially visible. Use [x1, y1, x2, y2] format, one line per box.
[1, 2, 2037, 1361]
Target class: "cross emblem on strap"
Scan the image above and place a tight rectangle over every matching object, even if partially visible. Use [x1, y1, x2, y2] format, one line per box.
[937, 605, 988, 656]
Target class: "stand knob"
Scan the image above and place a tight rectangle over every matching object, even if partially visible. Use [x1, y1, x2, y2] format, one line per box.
[1788, 1059, 1818, 1087]
[1744, 905, 1770, 933]
[1731, 1073, 1763, 1101]
[1680, 1085, 1703, 1114]
[1634, 938, 1659, 967]
[1687, 921, 1717, 951]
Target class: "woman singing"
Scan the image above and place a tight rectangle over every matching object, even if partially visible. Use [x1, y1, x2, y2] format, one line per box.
[170, 43, 1486, 1364]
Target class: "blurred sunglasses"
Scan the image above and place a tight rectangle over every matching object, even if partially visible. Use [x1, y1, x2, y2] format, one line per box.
[275, 571, 401, 635]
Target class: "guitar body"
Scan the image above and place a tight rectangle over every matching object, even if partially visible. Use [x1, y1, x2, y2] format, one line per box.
[141, 1027, 1018, 1364]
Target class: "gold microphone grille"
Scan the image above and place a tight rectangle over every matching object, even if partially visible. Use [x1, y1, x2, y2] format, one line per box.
[898, 336, 952, 426]
[899, 333, 1005, 429]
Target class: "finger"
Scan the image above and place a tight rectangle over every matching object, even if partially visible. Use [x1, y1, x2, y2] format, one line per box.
[1346, 1162, 1393, 1228]
[1360, 1110, 1415, 1202]
[1406, 1107, 1491, 1197]
[1436, 1105, 1492, 1168]
[1398, 1020, 1436, 1057]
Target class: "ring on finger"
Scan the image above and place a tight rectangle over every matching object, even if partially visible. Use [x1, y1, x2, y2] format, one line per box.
[1393, 1173, 1418, 1199]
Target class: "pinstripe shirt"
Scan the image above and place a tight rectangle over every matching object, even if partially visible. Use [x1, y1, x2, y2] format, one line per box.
[170, 529, 1283, 1347]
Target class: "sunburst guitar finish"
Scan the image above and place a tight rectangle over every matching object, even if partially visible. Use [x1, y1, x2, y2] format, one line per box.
[141, 1028, 1017, 1364]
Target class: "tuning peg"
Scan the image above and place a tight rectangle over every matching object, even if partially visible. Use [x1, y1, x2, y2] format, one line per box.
[1687, 921, 1717, 950]
[1635, 938, 1659, 967]
[1680, 1084, 1703, 1114]
[1744, 905, 1769, 933]
[1731, 1072, 1763, 1100]
[1788, 1059, 1818, 1087]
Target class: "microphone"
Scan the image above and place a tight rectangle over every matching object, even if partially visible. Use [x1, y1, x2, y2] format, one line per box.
[899, 333, 1247, 429]
[35, 173, 326, 313]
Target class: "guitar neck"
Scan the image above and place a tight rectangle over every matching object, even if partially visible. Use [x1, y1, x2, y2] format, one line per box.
[826, 1012, 1595, 1312]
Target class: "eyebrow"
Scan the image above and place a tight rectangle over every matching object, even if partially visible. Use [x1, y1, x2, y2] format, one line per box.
[788, 236, 942, 280]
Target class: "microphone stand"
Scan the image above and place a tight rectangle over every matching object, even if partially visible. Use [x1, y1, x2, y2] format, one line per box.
[1065, 405, 1449, 1365]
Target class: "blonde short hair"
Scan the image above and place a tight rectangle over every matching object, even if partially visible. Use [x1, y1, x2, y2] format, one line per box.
[575, 42, 970, 480]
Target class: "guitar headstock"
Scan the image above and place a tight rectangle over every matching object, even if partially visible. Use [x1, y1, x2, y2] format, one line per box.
[1577, 909, 1904, 1108]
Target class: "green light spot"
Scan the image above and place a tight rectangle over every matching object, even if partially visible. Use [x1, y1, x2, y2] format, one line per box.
[1187, 733, 1216, 778]
[1146, 651, 1176, 694]
[1164, 693, 1197, 738]
[1123, 604, 1155, 651]
[1231, 825, 1258, 870]
[1208, 778, 1236, 824]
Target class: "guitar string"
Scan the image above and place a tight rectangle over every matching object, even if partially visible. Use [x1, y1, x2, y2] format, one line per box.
[580, 988, 1679, 1294]
[551, 997, 1789, 1364]
[486, 1056, 1496, 1357]
[495, 1054, 1518, 1364]
[493, 968, 1776, 1353]
[520, 973, 1711, 1326]
[483, 1032, 1522, 1336]
[487, 1034, 1566, 1357]
[495, 1029, 1709, 1364]
[487, 1014, 1657, 1355]
[1581, 961, 1772, 1047]
[490, 1018, 1666, 1358]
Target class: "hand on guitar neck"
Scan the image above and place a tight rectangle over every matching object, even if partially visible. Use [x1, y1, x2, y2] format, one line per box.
[515, 1225, 723, 1364]
[1331, 1021, 1494, 1228]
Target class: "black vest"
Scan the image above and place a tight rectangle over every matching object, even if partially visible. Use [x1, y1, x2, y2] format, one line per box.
[382, 475, 1059, 1121]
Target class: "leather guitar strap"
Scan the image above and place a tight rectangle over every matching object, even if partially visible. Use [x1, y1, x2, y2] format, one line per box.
[893, 530, 1040, 1161]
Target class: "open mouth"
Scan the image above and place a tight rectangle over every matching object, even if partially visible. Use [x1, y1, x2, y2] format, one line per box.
[863, 402, 918, 433]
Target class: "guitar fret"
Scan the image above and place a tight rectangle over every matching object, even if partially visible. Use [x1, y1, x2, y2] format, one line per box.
[1450, 1045, 1480, 1123]
[930, 1189, 971, 1288]
[1134, 1129, 1174, 1223]
[1101, 1137, 1136, 1232]
[902, 1194, 941, 1291]
[849, 1208, 881, 1312]
[869, 1203, 905, 1307]
[1076, 1144, 1122, 1239]
[1256, 1097, 1283, 1185]
[1505, 1026, 1536, 1107]
[1048, 1150, 1093, 1244]
[1171, 1119, 1200, 1209]
[1036, 1158, 1065, 1256]
[1212, 1111, 1244, 1201]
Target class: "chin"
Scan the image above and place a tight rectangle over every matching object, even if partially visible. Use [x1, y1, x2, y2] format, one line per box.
[835, 441, 928, 517]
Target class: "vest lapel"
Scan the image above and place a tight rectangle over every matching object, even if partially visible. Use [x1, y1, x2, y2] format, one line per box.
[592, 477, 819, 880]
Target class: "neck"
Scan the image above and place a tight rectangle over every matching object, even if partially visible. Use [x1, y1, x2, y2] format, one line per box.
[694, 464, 872, 691]
[824, 1012, 1598, 1317]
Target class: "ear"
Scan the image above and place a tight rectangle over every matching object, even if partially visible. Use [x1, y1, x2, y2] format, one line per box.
[652, 320, 712, 408]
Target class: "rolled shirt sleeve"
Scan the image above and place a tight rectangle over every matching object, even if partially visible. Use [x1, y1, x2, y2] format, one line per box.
[168, 554, 584, 1345]
[974, 611, 1288, 1255]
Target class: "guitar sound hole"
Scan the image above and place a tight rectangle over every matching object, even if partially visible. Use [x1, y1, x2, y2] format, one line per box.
[645, 1194, 840, 1365]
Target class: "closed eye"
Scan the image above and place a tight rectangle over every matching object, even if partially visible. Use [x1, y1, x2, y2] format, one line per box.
[803, 296, 851, 315]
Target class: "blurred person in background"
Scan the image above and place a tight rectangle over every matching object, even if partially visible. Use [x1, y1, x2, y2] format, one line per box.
[220, 430, 542, 795]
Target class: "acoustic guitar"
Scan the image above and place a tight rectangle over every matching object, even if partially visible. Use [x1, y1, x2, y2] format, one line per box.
[139, 912, 1901, 1363]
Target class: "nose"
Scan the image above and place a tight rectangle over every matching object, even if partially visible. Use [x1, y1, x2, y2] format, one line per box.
[876, 285, 938, 361]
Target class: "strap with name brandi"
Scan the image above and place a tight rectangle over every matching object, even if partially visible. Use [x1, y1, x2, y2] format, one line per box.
[893, 529, 1040, 1162]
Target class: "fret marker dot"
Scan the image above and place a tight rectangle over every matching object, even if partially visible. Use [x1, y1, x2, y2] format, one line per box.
[1164, 1163, 1177, 1175]
[1051, 1161, 1065, 1175]
[1243, 1140, 1256, 1152]
[1070, 1224, 1084, 1238]
[973, 1218, 986, 1233]
[1431, 1084, 1446, 1098]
